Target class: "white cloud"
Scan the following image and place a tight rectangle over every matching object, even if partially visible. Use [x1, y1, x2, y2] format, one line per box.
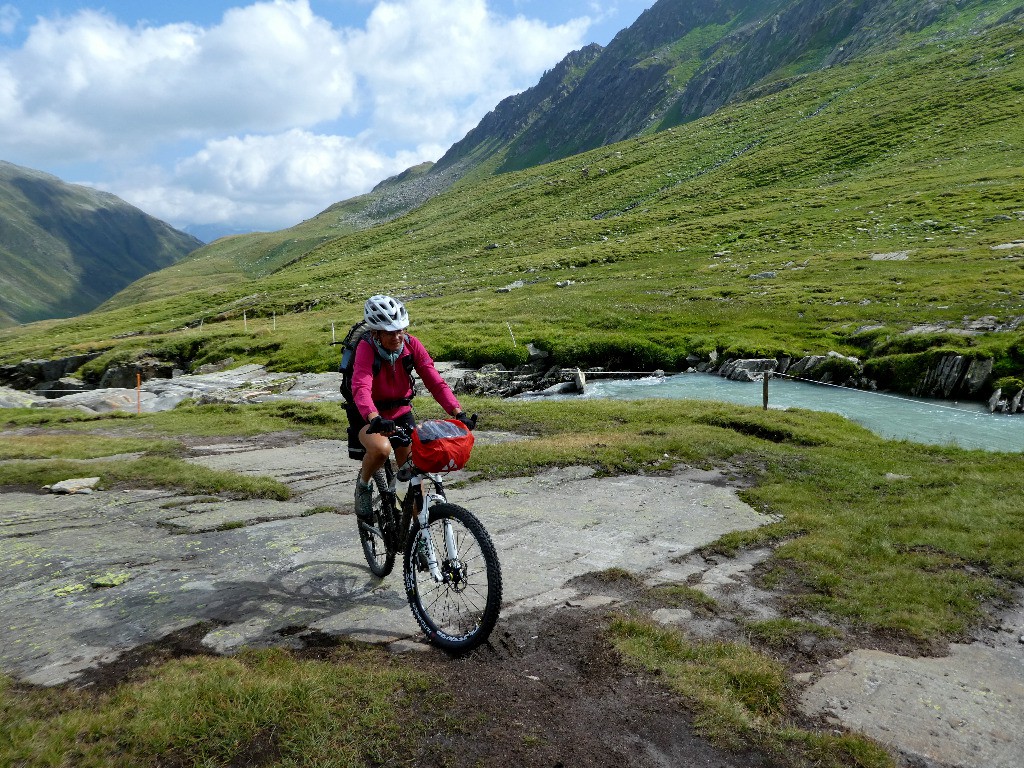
[115, 129, 437, 232]
[0, 0, 593, 232]
[350, 0, 589, 142]
[0, 5, 18, 36]
[0, 1, 355, 161]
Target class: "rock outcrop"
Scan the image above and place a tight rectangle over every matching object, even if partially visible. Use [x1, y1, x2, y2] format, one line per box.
[0, 353, 102, 391]
[988, 387, 1024, 414]
[717, 359, 779, 383]
[912, 355, 993, 399]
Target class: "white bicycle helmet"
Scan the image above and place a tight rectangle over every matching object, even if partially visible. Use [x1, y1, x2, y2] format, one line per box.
[363, 294, 410, 331]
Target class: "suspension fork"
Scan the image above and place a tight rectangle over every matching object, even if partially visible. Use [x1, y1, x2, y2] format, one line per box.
[412, 474, 454, 583]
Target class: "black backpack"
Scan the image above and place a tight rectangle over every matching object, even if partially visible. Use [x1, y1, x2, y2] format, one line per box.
[338, 321, 417, 411]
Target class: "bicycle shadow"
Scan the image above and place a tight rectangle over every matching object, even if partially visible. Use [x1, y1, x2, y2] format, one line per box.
[63, 556, 419, 678]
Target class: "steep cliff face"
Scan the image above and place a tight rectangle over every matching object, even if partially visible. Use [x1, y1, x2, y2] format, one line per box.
[434, 44, 605, 173]
[669, 0, 878, 123]
[499, 0, 782, 171]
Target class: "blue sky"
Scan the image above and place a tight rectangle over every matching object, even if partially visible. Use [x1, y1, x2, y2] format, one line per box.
[0, 0, 653, 238]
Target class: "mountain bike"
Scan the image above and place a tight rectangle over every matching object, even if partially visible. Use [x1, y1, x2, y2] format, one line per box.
[356, 423, 502, 652]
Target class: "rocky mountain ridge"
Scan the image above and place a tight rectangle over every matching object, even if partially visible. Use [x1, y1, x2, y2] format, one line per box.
[309, 0, 1021, 237]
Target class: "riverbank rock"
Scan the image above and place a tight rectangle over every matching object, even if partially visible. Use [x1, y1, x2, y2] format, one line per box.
[988, 387, 1024, 414]
[787, 355, 827, 377]
[718, 359, 778, 382]
[0, 353, 102, 390]
[914, 355, 992, 399]
[453, 362, 586, 398]
[33, 377, 90, 399]
[0, 343, 1012, 415]
[0, 386, 44, 408]
[33, 388, 148, 413]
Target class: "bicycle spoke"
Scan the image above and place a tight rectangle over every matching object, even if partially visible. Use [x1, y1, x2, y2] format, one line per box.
[404, 503, 502, 652]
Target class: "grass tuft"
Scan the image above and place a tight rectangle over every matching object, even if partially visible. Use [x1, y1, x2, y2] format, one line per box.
[0, 457, 290, 500]
[0, 647, 437, 768]
[608, 616, 894, 766]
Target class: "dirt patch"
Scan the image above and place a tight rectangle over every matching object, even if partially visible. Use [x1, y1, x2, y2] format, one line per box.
[70, 622, 226, 693]
[0, 483, 48, 495]
[407, 605, 769, 768]
[64, 604, 769, 768]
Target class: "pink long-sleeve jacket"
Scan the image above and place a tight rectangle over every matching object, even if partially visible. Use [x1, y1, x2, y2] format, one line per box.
[351, 333, 461, 421]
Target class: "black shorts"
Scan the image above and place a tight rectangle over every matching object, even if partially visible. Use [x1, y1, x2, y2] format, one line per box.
[345, 406, 416, 461]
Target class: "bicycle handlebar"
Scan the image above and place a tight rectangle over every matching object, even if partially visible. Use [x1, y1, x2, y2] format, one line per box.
[367, 419, 412, 446]
[368, 414, 478, 450]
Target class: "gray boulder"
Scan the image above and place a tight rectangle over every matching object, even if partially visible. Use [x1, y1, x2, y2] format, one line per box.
[914, 355, 993, 398]
[0, 353, 101, 389]
[526, 343, 549, 364]
[1010, 389, 1024, 414]
[46, 477, 100, 494]
[788, 355, 827, 376]
[0, 386, 43, 408]
[962, 358, 993, 395]
[455, 364, 514, 396]
[718, 359, 778, 382]
[33, 388, 146, 413]
[989, 389, 1004, 413]
[34, 377, 90, 399]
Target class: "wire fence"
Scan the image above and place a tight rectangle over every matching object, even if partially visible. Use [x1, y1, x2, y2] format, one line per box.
[766, 371, 993, 414]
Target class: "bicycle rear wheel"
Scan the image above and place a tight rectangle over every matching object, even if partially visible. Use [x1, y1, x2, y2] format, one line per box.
[403, 503, 502, 652]
[358, 467, 396, 577]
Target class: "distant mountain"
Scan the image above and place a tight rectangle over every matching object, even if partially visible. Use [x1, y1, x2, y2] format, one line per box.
[0, 161, 202, 326]
[2, 0, 1022, 391]
[438, 0, 1024, 173]
[183, 222, 238, 244]
[169, 0, 1023, 283]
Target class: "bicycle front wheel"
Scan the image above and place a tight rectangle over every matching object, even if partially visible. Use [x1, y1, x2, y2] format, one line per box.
[358, 468, 396, 577]
[403, 503, 502, 652]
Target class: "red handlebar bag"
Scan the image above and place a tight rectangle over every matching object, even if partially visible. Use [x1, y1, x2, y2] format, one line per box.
[412, 419, 475, 473]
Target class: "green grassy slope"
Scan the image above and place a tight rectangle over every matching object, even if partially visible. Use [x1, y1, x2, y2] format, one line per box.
[101, 164, 441, 310]
[0, 162, 203, 327]
[114, 1, 1024, 299]
[1, 20, 1022, 387]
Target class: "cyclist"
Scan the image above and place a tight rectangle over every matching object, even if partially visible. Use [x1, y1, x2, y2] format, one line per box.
[352, 294, 475, 520]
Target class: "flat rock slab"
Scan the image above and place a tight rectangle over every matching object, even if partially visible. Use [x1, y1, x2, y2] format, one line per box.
[0, 456, 767, 688]
[801, 643, 1024, 768]
[161, 499, 318, 533]
[185, 438, 351, 507]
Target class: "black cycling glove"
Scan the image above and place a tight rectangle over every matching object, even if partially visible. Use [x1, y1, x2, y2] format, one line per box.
[368, 415, 396, 434]
[455, 411, 478, 431]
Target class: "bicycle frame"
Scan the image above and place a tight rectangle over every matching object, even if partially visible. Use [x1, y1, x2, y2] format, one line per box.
[403, 465, 458, 585]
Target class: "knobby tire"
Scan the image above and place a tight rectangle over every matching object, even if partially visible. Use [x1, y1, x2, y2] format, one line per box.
[403, 503, 502, 653]
[358, 466, 396, 577]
